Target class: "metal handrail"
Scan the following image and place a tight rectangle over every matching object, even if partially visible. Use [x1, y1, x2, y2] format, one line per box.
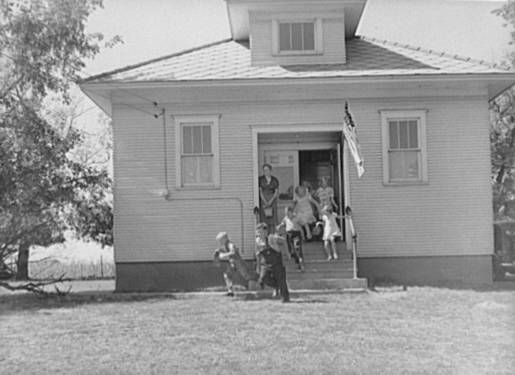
[345, 206, 358, 279]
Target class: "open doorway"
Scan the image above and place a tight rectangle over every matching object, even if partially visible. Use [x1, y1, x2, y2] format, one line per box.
[258, 134, 345, 241]
[299, 149, 345, 240]
[299, 149, 340, 208]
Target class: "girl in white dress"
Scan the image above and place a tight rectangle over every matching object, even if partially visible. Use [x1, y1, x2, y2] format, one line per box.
[293, 185, 319, 240]
[321, 205, 341, 260]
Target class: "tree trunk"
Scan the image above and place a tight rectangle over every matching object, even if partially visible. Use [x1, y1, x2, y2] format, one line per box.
[16, 243, 30, 280]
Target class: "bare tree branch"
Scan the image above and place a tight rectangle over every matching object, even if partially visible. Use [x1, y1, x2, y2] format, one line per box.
[0, 274, 72, 296]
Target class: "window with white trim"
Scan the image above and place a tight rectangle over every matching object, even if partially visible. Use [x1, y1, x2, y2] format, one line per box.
[175, 115, 220, 188]
[381, 110, 428, 184]
[272, 19, 322, 55]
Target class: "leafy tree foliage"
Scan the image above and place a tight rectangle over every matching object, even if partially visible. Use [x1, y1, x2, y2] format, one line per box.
[491, 88, 515, 221]
[494, 0, 515, 66]
[492, 1, 515, 267]
[0, 0, 115, 282]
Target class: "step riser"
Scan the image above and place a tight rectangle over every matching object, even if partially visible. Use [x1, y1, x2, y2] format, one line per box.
[286, 269, 355, 277]
[287, 273, 355, 281]
[284, 263, 353, 272]
[287, 255, 353, 262]
[287, 278, 367, 290]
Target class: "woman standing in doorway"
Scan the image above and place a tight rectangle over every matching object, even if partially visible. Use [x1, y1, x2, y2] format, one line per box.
[259, 163, 279, 231]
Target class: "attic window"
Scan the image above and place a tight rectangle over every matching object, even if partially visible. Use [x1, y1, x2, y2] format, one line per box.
[273, 19, 322, 55]
[279, 22, 314, 51]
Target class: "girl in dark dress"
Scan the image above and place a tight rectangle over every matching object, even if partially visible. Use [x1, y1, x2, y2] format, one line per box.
[258, 163, 279, 232]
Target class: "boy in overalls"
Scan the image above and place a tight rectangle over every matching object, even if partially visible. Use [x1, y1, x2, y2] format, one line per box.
[214, 232, 252, 296]
[255, 223, 290, 303]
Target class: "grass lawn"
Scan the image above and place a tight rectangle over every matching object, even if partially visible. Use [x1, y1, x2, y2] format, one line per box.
[1, 286, 514, 374]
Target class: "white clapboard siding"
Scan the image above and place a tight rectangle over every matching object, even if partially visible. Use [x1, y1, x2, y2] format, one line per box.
[112, 105, 256, 262]
[250, 15, 346, 66]
[347, 98, 493, 258]
[112, 96, 493, 263]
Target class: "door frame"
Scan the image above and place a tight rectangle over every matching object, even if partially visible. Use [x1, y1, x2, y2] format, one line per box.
[251, 123, 351, 248]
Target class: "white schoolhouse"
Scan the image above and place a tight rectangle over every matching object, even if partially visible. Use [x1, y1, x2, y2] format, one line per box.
[81, 0, 515, 291]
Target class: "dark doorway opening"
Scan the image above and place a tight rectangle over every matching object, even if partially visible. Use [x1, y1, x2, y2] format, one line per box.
[299, 149, 340, 208]
[298, 148, 345, 241]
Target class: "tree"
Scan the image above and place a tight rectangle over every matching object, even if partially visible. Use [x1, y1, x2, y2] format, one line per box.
[492, 1, 515, 267]
[492, 2, 515, 221]
[0, 0, 116, 286]
[491, 87, 515, 221]
[494, 0, 515, 66]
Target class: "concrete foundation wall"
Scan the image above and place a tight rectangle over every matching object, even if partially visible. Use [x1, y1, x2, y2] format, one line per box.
[115, 261, 252, 292]
[115, 254, 492, 292]
[358, 255, 493, 286]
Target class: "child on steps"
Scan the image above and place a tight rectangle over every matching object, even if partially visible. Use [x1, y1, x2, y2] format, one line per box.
[277, 206, 304, 271]
[320, 205, 341, 261]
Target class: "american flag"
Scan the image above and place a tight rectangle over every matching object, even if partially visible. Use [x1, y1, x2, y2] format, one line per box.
[342, 102, 365, 178]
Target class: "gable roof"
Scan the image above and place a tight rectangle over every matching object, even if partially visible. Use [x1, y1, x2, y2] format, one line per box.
[82, 37, 509, 84]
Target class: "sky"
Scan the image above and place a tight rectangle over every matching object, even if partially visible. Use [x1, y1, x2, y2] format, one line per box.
[83, 0, 230, 77]
[82, 0, 510, 79]
[76, 0, 512, 124]
[358, 0, 511, 65]
[75, 0, 230, 130]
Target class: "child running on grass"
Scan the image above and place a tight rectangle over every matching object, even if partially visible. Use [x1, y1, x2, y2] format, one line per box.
[214, 232, 252, 296]
[277, 206, 304, 271]
[255, 223, 290, 302]
[321, 205, 341, 261]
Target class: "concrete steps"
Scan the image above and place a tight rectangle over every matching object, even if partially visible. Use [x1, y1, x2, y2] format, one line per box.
[287, 277, 367, 290]
[294, 240, 349, 261]
[284, 258, 353, 272]
[278, 239, 367, 291]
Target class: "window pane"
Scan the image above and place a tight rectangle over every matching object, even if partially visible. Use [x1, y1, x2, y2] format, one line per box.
[198, 156, 213, 183]
[202, 125, 211, 153]
[182, 126, 193, 154]
[303, 22, 315, 50]
[291, 23, 303, 50]
[389, 151, 405, 180]
[389, 121, 399, 149]
[389, 150, 420, 180]
[408, 120, 418, 148]
[279, 23, 291, 50]
[181, 156, 198, 184]
[405, 150, 420, 178]
[192, 126, 202, 153]
[399, 121, 409, 148]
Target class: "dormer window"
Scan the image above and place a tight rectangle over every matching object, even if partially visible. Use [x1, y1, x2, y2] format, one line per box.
[279, 22, 314, 51]
[272, 18, 323, 55]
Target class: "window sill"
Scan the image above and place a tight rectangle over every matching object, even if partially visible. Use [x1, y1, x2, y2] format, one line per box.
[273, 50, 322, 56]
[175, 185, 221, 191]
[383, 180, 429, 187]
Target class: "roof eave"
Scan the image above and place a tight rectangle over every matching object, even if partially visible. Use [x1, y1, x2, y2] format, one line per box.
[80, 86, 112, 116]
[80, 72, 515, 97]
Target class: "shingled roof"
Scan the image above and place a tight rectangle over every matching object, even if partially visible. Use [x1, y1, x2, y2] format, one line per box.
[83, 37, 509, 84]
